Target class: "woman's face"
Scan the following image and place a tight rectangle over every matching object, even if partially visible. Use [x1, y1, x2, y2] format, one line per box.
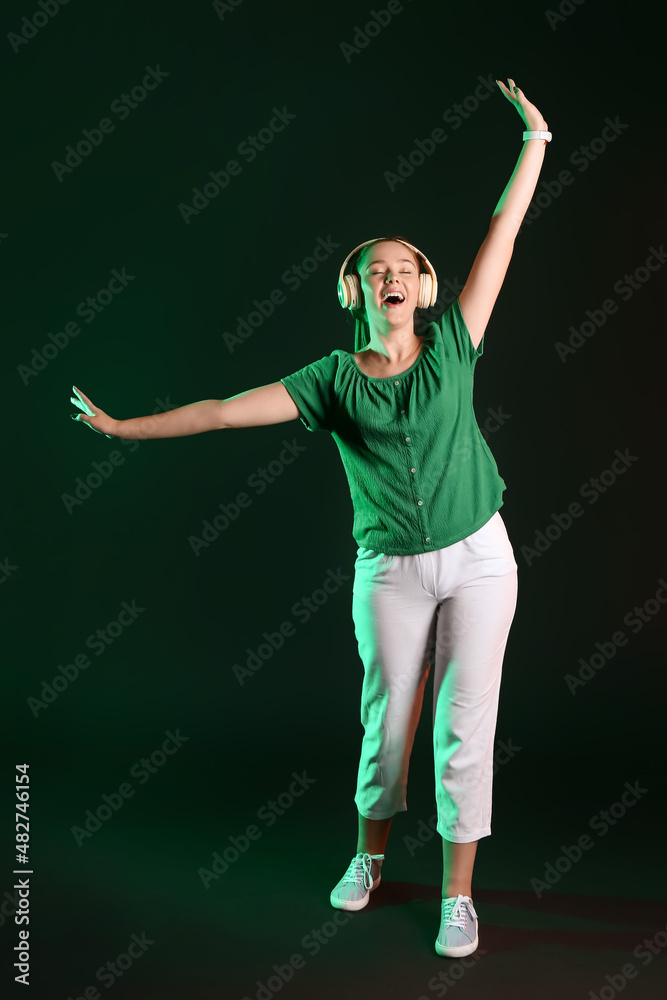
[357, 241, 421, 325]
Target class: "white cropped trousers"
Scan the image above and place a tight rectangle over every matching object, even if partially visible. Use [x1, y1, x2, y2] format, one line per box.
[351, 510, 519, 843]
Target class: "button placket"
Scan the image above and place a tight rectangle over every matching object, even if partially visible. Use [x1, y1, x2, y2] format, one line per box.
[395, 377, 431, 548]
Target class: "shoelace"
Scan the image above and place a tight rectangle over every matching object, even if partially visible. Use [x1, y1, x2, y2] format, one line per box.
[442, 893, 478, 929]
[341, 853, 381, 891]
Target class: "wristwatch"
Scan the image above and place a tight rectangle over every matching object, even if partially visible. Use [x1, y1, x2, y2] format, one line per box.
[523, 130, 552, 144]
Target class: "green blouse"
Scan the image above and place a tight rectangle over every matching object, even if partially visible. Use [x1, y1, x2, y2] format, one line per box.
[280, 297, 506, 555]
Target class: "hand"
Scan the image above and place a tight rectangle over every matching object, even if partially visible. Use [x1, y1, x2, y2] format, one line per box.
[70, 386, 119, 439]
[496, 77, 548, 132]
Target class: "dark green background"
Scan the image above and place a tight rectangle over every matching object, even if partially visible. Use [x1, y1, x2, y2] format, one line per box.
[2, 0, 666, 997]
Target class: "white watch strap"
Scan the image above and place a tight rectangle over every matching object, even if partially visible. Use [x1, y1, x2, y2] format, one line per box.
[523, 129, 552, 142]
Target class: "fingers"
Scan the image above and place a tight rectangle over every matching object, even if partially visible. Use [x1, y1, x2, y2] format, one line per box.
[496, 78, 521, 100]
[70, 396, 93, 412]
[71, 385, 94, 415]
[496, 82, 514, 103]
[70, 384, 105, 435]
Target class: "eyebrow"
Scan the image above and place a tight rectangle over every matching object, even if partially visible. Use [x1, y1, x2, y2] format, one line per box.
[366, 258, 417, 268]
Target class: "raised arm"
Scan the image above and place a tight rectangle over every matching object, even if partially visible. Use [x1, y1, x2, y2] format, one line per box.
[458, 78, 549, 349]
[69, 382, 300, 440]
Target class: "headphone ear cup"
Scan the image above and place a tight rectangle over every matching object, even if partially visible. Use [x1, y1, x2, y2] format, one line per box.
[341, 273, 361, 310]
[417, 273, 433, 309]
[337, 276, 348, 308]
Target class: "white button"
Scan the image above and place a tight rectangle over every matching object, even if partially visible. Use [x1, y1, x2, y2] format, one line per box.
[425, 537, 431, 542]
[400, 409, 405, 414]
[394, 380, 400, 386]
[405, 436, 410, 442]
[410, 468, 416, 473]
[417, 500, 423, 506]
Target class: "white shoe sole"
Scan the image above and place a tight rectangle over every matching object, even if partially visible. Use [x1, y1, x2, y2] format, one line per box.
[435, 928, 479, 958]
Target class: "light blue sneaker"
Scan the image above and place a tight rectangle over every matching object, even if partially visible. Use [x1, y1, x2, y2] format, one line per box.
[435, 894, 479, 957]
[330, 852, 384, 911]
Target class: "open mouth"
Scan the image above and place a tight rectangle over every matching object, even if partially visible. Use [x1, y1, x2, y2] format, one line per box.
[382, 292, 405, 308]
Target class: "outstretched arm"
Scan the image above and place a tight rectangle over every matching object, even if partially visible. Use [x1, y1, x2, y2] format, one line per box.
[70, 382, 300, 439]
[459, 78, 549, 349]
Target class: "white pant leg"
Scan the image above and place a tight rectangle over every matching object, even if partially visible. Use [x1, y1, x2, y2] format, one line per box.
[352, 547, 437, 820]
[430, 511, 519, 842]
[351, 512, 518, 838]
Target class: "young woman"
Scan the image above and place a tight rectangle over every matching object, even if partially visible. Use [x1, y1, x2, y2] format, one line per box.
[70, 78, 549, 958]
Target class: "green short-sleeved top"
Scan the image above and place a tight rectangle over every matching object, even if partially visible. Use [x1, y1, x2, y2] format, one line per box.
[280, 297, 506, 555]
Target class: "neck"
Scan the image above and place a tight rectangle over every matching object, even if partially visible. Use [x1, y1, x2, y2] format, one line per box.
[363, 322, 421, 364]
